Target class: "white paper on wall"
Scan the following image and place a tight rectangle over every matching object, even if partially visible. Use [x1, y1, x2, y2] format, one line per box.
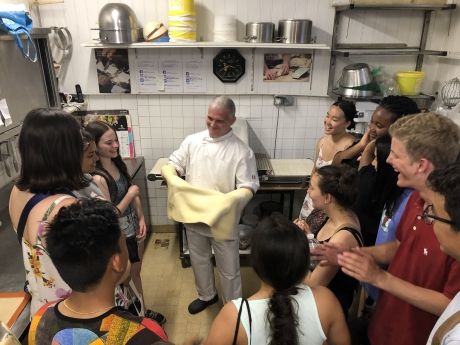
[160, 59, 183, 92]
[136, 58, 159, 93]
[183, 59, 206, 93]
[0, 99, 11, 126]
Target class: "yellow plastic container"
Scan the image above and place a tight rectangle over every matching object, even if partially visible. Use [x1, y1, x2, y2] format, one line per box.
[396, 71, 426, 96]
[168, 0, 195, 16]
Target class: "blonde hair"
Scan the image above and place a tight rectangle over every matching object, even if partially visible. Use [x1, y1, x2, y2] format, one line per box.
[389, 112, 460, 169]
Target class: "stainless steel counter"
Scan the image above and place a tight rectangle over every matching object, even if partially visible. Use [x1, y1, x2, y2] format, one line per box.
[124, 156, 144, 179]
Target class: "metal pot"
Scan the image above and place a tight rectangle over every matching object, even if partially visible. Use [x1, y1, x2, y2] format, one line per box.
[244, 22, 274, 43]
[98, 3, 140, 44]
[339, 63, 373, 88]
[277, 19, 312, 44]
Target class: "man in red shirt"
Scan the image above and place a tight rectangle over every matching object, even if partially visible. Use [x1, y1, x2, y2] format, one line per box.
[337, 112, 460, 345]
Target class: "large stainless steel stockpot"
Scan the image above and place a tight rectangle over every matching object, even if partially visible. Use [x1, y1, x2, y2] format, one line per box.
[277, 19, 312, 44]
[244, 22, 275, 43]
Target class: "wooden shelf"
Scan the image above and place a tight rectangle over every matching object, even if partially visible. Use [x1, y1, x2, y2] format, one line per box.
[81, 41, 330, 50]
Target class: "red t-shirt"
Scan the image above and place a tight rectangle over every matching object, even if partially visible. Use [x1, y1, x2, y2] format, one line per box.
[368, 192, 460, 345]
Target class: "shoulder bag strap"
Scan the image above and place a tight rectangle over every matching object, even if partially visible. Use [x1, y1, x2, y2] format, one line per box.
[16, 193, 48, 243]
[245, 299, 252, 345]
[93, 168, 117, 202]
[432, 310, 460, 345]
[232, 298, 252, 345]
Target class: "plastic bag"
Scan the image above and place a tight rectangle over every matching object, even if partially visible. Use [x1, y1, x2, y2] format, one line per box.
[0, 9, 37, 62]
[371, 66, 399, 97]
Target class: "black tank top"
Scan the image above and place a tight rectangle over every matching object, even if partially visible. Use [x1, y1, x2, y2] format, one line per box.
[317, 224, 363, 315]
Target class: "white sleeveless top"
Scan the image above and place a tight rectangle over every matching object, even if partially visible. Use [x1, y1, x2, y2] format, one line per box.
[232, 285, 326, 345]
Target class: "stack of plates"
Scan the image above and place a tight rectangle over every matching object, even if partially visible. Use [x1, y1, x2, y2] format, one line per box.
[214, 15, 236, 42]
[168, 0, 196, 42]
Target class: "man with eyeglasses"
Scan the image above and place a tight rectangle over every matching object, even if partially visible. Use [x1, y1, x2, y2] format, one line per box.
[425, 163, 460, 344]
[336, 113, 460, 345]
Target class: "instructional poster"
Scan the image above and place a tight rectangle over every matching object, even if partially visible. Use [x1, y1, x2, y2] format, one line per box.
[263, 53, 312, 82]
[95, 49, 131, 93]
[160, 59, 183, 92]
[136, 58, 159, 93]
[183, 59, 206, 93]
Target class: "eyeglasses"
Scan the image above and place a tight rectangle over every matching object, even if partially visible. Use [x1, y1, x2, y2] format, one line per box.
[421, 204, 455, 226]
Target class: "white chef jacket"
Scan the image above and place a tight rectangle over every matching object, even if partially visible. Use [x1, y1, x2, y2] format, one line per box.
[169, 129, 259, 194]
[169, 129, 259, 238]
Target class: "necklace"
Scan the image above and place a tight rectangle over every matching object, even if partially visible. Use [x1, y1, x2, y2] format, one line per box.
[62, 300, 114, 315]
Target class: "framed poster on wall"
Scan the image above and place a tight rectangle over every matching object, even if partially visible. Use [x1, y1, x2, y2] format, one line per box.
[73, 109, 135, 158]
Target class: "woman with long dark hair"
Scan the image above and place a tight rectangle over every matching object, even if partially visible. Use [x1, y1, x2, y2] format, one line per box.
[85, 120, 165, 324]
[205, 215, 350, 345]
[9, 108, 87, 315]
[304, 164, 363, 315]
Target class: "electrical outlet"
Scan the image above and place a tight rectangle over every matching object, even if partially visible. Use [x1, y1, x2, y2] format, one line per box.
[273, 95, 295, 106]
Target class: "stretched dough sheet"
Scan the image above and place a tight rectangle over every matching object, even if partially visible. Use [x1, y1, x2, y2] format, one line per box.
[0, 292, 30, 328]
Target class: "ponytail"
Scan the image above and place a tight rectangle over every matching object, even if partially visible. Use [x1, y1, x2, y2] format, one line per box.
[268, 287, 300, 345]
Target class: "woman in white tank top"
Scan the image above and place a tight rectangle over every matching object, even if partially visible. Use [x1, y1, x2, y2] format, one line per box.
[204, 216, 350, 345]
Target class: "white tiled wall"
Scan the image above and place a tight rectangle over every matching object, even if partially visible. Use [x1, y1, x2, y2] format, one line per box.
[3, 0, 458, 225]
[86, 93, 330, 225]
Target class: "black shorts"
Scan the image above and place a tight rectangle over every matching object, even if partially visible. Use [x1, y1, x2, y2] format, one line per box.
[125, 235, 140, 263]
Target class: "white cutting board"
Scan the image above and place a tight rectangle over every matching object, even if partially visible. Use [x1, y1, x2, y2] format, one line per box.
[269, 159, 314, 176]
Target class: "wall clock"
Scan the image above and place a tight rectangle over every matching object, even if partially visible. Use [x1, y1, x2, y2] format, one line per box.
[213, 49, 245, 83]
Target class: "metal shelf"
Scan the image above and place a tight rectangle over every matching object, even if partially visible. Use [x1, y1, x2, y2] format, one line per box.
[334, 4, 456, 11]
[81, 41, 330, 50]
[332, 48, 447, 57]
[329, 89, 435, 102]
[327, 3, 456, 101]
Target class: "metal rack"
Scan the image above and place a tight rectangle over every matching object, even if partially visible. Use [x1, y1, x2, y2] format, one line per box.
[327, 3, 456, 102]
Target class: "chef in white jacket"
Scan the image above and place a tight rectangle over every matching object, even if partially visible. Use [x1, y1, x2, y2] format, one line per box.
[168, 96, 259, 314]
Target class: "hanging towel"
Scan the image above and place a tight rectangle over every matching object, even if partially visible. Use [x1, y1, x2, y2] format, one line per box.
[161, 164, 253, 240]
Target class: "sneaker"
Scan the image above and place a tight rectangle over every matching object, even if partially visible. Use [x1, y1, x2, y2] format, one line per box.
[145, 309, 167, 325]
[188, 295, 218, 315]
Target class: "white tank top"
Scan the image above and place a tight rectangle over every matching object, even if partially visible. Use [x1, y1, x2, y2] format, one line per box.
[232, 285, 327, 344]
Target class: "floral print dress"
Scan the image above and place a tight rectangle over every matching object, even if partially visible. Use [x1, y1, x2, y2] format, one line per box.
[19, 195, 73, 315]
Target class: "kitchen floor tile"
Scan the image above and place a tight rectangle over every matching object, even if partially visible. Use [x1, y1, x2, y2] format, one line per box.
[141, 232, 260, 344]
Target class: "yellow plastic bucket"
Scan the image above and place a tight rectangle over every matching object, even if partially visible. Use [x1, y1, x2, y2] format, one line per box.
[396, 71, 425, 96]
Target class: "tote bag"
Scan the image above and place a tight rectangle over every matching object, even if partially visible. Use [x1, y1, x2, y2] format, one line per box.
[0, 10, 37, 62]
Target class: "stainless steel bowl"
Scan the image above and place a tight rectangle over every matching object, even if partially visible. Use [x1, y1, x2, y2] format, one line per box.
[339, 63, 373, 88]
[244, 22, 274, 43]
[98, 3, 140, 44]
[277, 19, 312, 44]
[333, 86, 375, 98]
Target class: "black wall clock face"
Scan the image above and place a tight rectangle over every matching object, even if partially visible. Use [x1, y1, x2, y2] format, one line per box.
[213, 49, 245, 83]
